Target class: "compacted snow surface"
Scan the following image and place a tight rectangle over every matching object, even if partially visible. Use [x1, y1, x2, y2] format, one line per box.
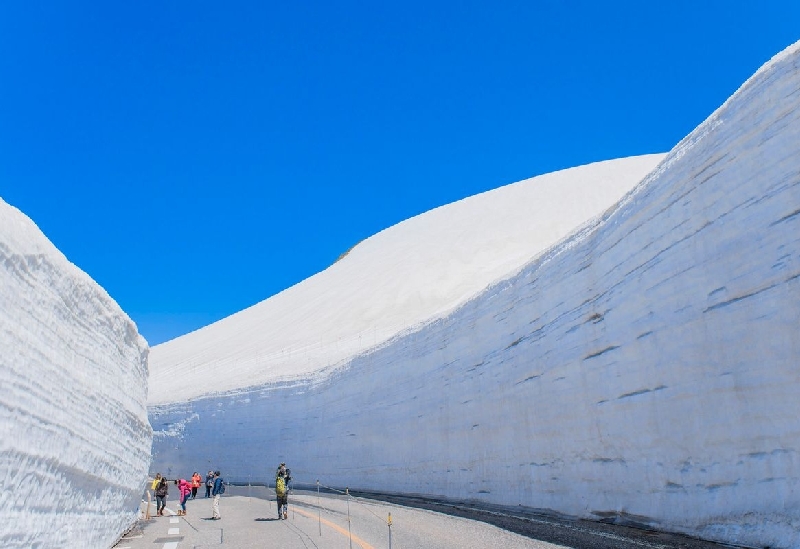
[151, 40, 800, 549]
[0, 200, 152, 548]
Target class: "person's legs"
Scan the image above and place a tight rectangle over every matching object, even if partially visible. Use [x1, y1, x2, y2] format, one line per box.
[181, 493, 188, 514]
[212, 494, 220, 519]
[278, 496, 288, 519]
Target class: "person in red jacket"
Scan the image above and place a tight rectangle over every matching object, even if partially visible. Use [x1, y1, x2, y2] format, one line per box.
[191, 472, 202, 499]
[174, 478, 192, 515]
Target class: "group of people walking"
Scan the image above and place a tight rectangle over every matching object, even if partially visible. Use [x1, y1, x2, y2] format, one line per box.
[149, 470, 225, 519]
[148, 462, 291, 521]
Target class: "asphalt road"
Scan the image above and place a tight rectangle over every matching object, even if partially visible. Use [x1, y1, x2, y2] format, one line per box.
[113, 485, 735, 549]
[348, 490, 734, 549]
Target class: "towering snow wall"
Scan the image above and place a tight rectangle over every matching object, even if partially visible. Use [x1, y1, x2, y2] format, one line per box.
[150, 41, 800, 548]
[0, 200, 151, 549]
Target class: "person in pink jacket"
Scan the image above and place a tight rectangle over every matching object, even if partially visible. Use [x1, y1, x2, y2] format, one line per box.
[174, 478, 192, 515]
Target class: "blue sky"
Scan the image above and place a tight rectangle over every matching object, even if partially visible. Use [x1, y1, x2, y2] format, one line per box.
[1, 2, 798, 346]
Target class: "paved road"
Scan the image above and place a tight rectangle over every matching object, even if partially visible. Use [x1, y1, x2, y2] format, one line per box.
[113, 486, 730, 549]
[114, 485, 563, 549]
[351, 491, 731, 549]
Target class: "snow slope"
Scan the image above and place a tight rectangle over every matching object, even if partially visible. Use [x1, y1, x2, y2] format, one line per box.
[149, 154, 664, 403]
[0, 199, 151, 549]
[150, 41, 800, 549]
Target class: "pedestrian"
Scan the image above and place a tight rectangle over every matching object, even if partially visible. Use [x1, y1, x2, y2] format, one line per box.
[155, 477, 169, 516]
[211, 470, 225, 519]
[146, 473, 162, 519]
[191, 471, 202, 499]
[174, 478, 192, 515]
[275, 462, 291, 520]
[150, 473, 162, 492]
[205, 470, 214, 498]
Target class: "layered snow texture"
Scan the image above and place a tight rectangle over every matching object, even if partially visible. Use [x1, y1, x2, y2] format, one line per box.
[0, 200, 152, 549]
[150, 41, 800, 548]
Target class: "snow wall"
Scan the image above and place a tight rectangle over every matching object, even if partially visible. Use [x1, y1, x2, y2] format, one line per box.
[0, 200, 152, 549]
[150, 41, 800, 548]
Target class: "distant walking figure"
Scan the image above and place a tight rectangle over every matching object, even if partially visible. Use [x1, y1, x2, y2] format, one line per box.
[211, 470, 225, 519]
[191, 471, 202, 499]
[150, 473, 162, 492]
[175, 478, 192, 515]
[155, 477, 168, 516]
[148, 473, 162, 518]
[275, 462, 291, 520]
[205, 470, 214, 498]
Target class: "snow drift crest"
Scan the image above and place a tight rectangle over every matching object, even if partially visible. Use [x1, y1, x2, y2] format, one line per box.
[149, 154, 664, 403]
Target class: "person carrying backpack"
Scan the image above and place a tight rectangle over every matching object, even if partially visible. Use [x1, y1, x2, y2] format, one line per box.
[275, 462, 291, 519]
[211, 470, 225, 519]
[150, 473, 162, 492]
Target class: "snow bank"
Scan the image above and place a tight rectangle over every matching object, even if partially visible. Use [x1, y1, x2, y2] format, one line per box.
[151, 40, 800, 549]
[0, 199, 151, 549]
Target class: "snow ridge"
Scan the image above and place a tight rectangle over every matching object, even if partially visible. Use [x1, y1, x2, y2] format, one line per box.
[149, 154, 663, 403]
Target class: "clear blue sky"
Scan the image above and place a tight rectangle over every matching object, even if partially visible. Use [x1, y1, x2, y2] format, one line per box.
[1, 2, 798, 346]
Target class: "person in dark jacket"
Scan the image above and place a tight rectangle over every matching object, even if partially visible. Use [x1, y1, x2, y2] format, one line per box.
[211, 470, 225, 519]
[205, 470, 214, 498]
[155, 477, 169, 516]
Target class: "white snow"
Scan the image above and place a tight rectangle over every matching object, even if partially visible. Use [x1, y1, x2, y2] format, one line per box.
[150, 39, 800, 549]
[149, 154, 664, 404]
[0, 199, 152, 549]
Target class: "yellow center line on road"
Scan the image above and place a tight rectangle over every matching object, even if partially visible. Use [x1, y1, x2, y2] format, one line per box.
[291, 507, 375, 549]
